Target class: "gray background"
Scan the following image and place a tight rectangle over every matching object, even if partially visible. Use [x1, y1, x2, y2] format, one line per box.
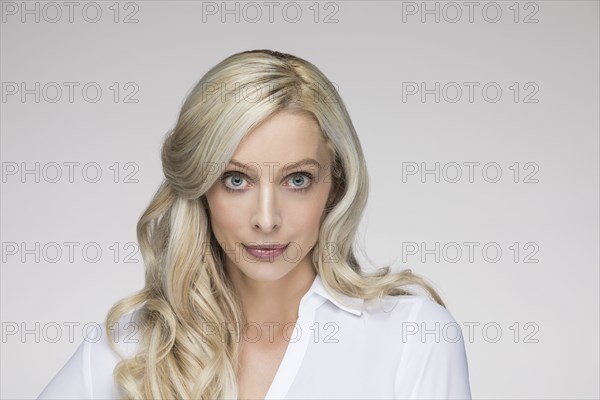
[1, 0, 598, 398]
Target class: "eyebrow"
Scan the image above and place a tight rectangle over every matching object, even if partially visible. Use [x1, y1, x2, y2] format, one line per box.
[228, 158, 322, 170]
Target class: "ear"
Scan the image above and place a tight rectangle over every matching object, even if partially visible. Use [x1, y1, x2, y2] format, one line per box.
[326, 190, 338, 209]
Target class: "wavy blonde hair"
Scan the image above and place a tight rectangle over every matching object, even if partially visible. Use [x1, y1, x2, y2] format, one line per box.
[105, 49, 446, 399]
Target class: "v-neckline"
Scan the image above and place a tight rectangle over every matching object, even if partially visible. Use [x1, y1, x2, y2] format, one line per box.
[262, 285, 327, 400]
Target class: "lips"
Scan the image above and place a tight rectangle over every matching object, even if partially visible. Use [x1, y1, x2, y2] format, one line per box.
[244, 243, 289, 260]
[245, 244, 288, 250]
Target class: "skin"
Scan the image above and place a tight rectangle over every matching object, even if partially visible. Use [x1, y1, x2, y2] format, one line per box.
[204, 110, 334, 399]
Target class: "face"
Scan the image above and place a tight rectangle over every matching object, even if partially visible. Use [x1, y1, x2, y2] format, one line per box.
[204, 110, 333, 283]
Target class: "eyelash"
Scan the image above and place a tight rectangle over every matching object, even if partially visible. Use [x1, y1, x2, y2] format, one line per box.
[220, 171, 314, 193]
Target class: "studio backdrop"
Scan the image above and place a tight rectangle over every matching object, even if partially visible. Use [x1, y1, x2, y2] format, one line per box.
[1, 1, 598, 399]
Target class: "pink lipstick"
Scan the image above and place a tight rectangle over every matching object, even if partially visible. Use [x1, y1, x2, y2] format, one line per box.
[244, 243, 289, 261]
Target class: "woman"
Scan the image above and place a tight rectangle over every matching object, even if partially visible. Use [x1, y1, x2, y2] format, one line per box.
[38, 49, 471, 399]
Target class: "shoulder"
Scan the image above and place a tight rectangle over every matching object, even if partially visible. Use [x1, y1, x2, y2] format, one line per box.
[87, 307, 144, 390]
[358, 294, 464, 353]
[37, 308, 143, 399]
[362, 294, 468, 368]
[371, 294, 465, 350]
[386, 296, 472, 399]
[408, 294, 460, 327]
[73, 306, 143, 365]
[363, 293, 457, 328]
[82, 307, 143, 397]
[94, 307, 143, 359]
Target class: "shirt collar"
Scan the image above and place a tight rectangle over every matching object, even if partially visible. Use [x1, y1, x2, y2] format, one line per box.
[299, 273, 364, 317]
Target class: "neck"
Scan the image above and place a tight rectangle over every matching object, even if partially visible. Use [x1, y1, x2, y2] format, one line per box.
[225, 258, 317, 331]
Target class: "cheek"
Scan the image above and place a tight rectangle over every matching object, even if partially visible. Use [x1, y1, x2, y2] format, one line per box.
[205, 193, 246, 239]
[212, 200, 243, 224]
[288, 198, 326, 233]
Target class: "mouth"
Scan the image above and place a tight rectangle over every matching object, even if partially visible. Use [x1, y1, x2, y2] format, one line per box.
[244, 243, 289, 250]
[243, 243, 289, 260]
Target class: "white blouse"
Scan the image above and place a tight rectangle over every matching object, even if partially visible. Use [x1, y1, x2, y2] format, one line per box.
[38, 273, 472, 399]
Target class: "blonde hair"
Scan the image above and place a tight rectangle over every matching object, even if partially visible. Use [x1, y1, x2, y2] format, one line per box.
[106, 49, 446, 399]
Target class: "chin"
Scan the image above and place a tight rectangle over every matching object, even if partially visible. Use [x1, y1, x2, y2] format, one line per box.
[237, 261, 296, 282]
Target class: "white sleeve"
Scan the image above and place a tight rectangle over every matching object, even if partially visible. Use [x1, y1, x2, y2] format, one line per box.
[394, 296, 472, 400]
[36, 318, 137, 399]
[37, 339, 93, 399]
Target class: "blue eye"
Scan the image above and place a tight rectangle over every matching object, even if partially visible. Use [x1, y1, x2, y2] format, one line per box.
[288, 172, 313, 192]
[220, 171, 314, 193]
[220, 172, 246, 192]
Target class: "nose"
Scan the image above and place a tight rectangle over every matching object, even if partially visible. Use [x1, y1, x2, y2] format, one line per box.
[250, 183, 281, 232]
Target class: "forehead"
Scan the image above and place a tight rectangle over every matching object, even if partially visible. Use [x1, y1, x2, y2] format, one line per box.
[231, 111, 330, 165]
